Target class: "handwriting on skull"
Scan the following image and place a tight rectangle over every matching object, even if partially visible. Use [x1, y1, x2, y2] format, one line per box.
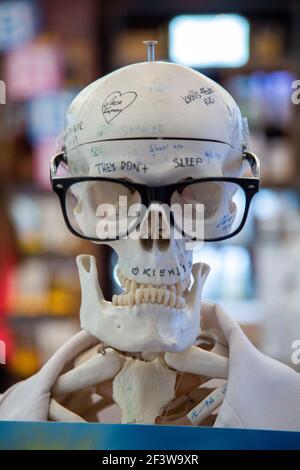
[102, 91, 137, 123]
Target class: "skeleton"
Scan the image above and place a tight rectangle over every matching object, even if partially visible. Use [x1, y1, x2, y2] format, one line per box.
[48, 43, 260, 425]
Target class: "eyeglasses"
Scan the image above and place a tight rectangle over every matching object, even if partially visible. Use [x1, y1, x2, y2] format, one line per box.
[50, 150, 260, 242]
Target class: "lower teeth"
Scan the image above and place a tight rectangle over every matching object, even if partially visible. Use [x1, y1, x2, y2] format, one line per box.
[112, 287, 186, 308]
[113, 271, 190, 308]
[112, 289, 185, 309]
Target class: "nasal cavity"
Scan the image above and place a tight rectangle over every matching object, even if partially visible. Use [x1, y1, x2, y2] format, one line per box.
[139, 211, 171, 252]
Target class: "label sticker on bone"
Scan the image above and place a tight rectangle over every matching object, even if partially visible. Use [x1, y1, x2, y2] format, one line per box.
[102, 91, 137, 123]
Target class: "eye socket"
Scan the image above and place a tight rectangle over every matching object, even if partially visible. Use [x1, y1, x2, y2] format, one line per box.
[172, 181, 222, 219]
[180, 181, 222, 217]
[65, 180, 142, 239]
[170, 180, 246, 240]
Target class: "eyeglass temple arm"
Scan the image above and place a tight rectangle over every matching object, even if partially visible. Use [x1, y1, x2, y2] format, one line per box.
[243, 150, 260, 178]
[50, 152, 68, 179]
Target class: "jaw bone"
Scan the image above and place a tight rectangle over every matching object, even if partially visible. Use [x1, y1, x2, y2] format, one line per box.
[77, 255, 210, 353]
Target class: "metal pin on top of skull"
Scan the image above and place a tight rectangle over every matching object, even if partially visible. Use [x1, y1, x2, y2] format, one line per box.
[143, 40, 158, 62]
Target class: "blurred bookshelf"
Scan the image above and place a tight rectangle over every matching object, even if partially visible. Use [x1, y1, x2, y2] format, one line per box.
[0, 0, 106, 387]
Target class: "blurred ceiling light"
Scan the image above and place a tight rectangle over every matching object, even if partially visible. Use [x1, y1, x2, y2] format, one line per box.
[169, 14, 250, 68]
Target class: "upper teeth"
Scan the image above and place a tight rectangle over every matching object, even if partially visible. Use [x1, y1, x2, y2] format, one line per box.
[112, 270, 190, 309]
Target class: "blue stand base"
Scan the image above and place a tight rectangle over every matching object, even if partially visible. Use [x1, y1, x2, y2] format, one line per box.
[1, 422, 300, 450]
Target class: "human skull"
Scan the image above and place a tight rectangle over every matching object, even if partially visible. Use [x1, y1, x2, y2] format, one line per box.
[61, 60, 249, 352]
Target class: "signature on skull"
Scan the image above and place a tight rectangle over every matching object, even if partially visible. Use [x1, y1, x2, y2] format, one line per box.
[102, 90, 137, 123]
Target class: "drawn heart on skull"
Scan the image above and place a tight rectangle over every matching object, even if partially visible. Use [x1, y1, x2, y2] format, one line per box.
[102, 91, 137, 123]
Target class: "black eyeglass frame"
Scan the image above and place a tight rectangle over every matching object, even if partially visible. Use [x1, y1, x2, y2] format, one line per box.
[50, 150, 260, 242]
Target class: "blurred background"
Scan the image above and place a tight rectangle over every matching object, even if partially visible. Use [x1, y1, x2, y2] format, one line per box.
[1, 0, 300, 392]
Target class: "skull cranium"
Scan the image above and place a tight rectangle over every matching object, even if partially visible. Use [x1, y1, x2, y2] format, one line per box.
[58, 61, 249, 352]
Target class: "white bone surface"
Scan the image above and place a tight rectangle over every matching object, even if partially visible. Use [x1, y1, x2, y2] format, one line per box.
[77, 254, 209, 352]
[52, 347, 125, 396]
[112, 357, 177, 424]
[64, 61, 247, 171]
[49, 398, 87, 422]
[164, 345, 228, 379]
